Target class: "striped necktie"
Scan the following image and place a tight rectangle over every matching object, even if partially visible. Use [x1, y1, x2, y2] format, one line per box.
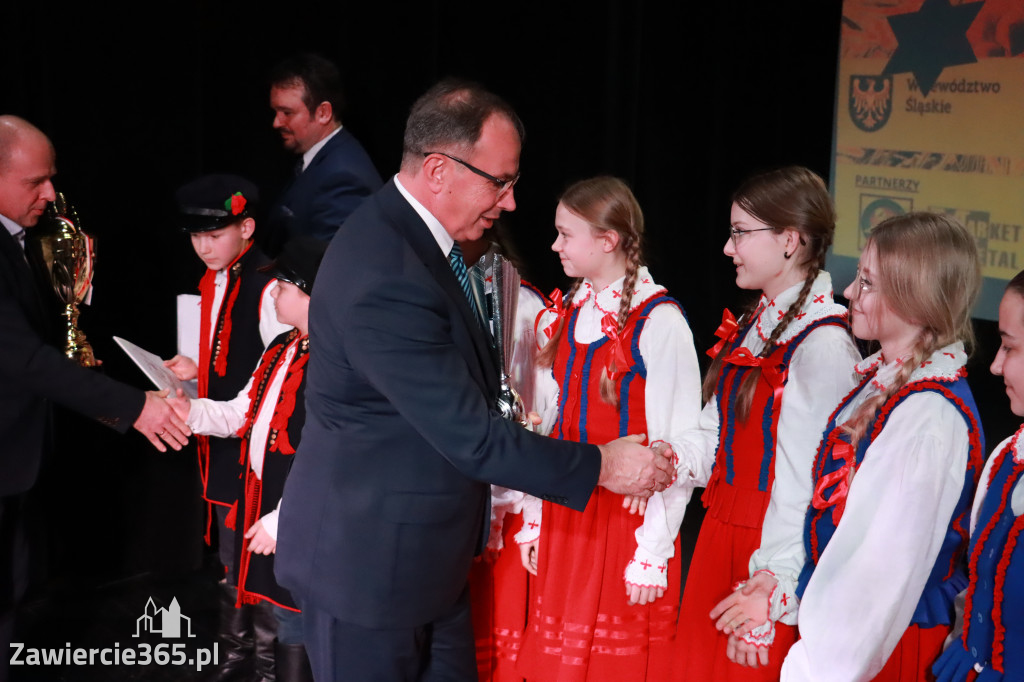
[449, 242, 485, 328]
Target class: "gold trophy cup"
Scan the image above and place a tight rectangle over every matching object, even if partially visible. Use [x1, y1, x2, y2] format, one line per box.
[37, 193, 97, 367]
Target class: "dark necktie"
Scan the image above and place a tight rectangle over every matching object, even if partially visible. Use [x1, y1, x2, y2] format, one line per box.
[449, 243, 485, 328]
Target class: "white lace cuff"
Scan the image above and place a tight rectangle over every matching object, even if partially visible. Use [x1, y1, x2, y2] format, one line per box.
[623, 545, 669, 590]
[514, 496, 542, 544]
[752, 568, 799, 625]
[739, 618, 775, 648]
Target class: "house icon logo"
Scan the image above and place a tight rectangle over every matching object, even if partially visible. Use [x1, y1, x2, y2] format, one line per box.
[133, 597, 196, 638]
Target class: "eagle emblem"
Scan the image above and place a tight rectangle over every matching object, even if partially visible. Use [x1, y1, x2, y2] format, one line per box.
[849, 75, 892, 132]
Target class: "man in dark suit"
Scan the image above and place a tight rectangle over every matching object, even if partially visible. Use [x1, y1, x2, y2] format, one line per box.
[0, 115, 189, 680]
[275, 81, 673, 681]
[266, 53, 382, 253]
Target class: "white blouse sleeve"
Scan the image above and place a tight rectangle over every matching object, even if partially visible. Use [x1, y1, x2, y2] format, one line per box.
[186, 373, 254, 438]
[628, 304, 703, 587]
[781, 392, 970, 682]
[750, 325, 860, 623]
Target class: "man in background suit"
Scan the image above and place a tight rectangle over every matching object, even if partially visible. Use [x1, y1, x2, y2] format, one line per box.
[266, 53, 382, 253]
[275, 81, 673, 681]
[0, 115, 189, 680]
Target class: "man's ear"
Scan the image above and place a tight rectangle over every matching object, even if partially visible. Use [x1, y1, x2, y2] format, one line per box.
[313, 101, 334, 125]
[421, 154, 448, 194]
[239, 217, 256, 240]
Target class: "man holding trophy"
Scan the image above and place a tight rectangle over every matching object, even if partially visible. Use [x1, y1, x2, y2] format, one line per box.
[274, 80, 674, 681]
[0, 115, 189, 675]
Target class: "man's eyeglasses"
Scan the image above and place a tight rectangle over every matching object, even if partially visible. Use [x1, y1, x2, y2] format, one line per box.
[423, 151, 519, 196]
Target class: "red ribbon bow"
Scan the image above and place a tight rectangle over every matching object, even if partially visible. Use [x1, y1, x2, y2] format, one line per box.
[601, 313, 631, 380]
[811, 433, 856, 525]
[722, 346, 789, 403]
[540, 288, 568, 340]
[707, 308, 740, 359]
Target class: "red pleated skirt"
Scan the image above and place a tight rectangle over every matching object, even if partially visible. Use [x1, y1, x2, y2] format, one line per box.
[516, 487, 681, 682]
[675, 501, 797, 681]
[470, 511, 531, 682]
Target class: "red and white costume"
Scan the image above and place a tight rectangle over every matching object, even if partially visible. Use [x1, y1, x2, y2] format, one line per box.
[515, 266, 702, 681]
[782, 343, 981, 682]
[673, 271, 860, 680]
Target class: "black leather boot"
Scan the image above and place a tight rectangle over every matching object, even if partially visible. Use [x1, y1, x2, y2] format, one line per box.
[208, 583, 253, 682]
[275, 641, 314, 682]
[251, 600, 279, 682]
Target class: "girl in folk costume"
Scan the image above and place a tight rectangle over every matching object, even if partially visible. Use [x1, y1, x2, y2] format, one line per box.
[169, 237, 326, 682]
[782, 213, 985, 682]
[673, 166, 861, 681]
[460, 231, 551, 681]
[933, 270, 1024, 682]
[514, 176, 702, 681]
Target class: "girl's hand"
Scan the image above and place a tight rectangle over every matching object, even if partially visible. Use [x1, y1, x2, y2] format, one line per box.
[626, 582, 664, 606]
[621, 495, 647, 515]
[244, 520, 276, 555]
[166, 388, 192, 422]
[519, 539, 538, 576]
[709, 571, 775, 636]
[164, 354, 199, 381]
[726, 633, 769, 668]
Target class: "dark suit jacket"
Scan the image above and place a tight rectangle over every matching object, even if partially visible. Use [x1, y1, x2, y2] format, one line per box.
[266, 127, 382, 251]
[276, 179, 600, 629]
[0, 225, 144, 497]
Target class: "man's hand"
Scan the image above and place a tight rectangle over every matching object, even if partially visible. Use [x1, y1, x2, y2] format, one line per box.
[596, 434, 672, 497]
[134, 390, 191, 452]
[519, 539, 538, 576]
[245, 520, 276, 555]
[164, 355, 199, 381]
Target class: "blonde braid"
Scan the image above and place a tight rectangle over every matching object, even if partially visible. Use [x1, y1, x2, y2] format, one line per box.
[842, 330, 938, 450]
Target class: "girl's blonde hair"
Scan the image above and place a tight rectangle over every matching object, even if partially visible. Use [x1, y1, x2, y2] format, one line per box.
[539, 176, 644, 407]
[842, 212, 981, 446]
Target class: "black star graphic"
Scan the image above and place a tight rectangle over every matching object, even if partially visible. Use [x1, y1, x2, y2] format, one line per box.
[883, 0, 983, 97]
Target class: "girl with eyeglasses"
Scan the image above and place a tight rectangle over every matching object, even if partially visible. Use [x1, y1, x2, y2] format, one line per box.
[513, 176, 701, 681]
[672, 166, 860, 681]
[782, 212, 984, 681]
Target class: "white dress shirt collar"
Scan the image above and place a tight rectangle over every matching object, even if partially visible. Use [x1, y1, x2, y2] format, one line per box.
[0, 214, 26, 251]
[301, 125, 343, 172]
[394, 174, 454, 257]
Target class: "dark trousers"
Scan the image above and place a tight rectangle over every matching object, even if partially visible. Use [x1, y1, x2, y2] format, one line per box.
[0, 494, 32, 682]
[301, 585, 476, 681]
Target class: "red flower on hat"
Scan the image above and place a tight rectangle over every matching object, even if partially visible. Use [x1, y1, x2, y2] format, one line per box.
[225, 192, 246, 215]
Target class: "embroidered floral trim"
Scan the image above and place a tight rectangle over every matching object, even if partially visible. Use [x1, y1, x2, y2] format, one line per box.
[569, 266, 666, 316]
[753, 271, 847, 344]
[624, 550, 669, 591]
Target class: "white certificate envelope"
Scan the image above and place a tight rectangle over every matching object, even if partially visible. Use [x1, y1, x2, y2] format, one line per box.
[176, 294, 201, 362]
[114, 336, 197, 399]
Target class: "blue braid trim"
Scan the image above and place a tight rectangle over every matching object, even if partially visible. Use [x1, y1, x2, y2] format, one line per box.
[578, 340, 606, 444]
[756, 315, 850, 490]
[619, 371, 634, 437]
[553, 307, 581, 441]
[630, 295, 684, 381]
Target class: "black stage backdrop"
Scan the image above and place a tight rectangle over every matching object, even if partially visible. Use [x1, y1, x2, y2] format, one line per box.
[1, 2, 1016, 585]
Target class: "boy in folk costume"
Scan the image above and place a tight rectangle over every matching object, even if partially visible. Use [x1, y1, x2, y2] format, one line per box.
[164, 174, 289, 680]
[170, 237, 324, 682]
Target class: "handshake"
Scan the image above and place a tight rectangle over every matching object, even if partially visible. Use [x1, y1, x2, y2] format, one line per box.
[596, 435, 677, 498]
